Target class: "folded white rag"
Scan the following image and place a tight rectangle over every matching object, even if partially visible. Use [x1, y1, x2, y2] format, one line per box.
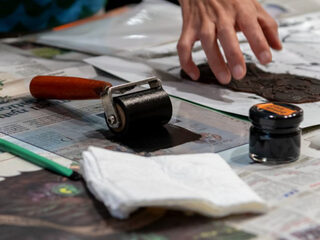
[81, 147, 267, 219]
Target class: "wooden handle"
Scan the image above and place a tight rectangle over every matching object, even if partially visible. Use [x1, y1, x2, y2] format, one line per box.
[30, 76, 112, 100]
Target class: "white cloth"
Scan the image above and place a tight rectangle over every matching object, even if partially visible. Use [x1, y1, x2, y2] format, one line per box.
[81, 147, 267, 219]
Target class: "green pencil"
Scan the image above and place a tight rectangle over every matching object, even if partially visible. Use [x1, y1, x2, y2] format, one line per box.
[0, 138, 81, 180]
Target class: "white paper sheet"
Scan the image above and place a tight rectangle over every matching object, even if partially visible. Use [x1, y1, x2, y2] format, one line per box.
[35, 0, 182, 55]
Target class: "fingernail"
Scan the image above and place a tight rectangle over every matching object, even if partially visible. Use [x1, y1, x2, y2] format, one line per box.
[232, 65, 244, 80]
[259, 51, 271, 64]
[218, 72, 230, 84]
[189, 72, 198, 80]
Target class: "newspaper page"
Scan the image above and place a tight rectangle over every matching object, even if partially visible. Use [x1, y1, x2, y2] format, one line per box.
[0, 43, 255, 239]
[2, 59, 319, 239]
[0, 80, 249, 181]
[219, 127, 320, 240]
[0, 40, 249, 179]
[0, 42, 90, 99]
[0, 74, 253, 239]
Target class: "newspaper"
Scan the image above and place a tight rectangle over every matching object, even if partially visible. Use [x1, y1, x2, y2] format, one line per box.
[1, 54, 319, 239]
[1, 82, 319, 240]
[218, 127, 320, 240]
[0, 43, 90, 99]
[0, 80, 249, 182]
[0, 57, 253, 239]
[0, 40, 248, 182]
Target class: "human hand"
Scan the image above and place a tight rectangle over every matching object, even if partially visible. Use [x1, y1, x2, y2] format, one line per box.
[177, 0, 282, 84]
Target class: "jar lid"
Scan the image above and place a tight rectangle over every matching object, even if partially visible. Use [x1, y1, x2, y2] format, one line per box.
[249, 102, 303, 129]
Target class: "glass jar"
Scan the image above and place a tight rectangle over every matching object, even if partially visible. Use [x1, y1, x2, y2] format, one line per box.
[249, 102, 303, 164]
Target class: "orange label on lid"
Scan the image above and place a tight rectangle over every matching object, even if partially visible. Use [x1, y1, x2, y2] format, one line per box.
[257, 103, 296, 116]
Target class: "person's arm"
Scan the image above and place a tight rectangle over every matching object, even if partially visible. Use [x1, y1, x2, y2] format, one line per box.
[177, 0, 282, 84]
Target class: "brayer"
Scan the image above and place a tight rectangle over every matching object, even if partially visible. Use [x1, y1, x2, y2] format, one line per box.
[29, 76, 172, 135]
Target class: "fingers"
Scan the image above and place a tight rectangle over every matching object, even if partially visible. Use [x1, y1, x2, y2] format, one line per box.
[177, 27, 200, 80]
[217, 20, 246, 80]
[237, 10, 272, 65]
[258, 14, 282, 50]
[177, 0, 283, 83]
[200, 21, 231, 84]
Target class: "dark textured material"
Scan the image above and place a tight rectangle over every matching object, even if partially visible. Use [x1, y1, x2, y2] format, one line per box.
[180, 63, 320, 103]
[111, 88, 172, 135]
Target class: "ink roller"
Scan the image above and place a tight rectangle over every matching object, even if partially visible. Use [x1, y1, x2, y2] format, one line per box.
[29, 76, 172, 135]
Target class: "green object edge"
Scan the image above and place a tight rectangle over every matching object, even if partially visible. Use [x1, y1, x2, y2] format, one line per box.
[0, 138, 73, 177]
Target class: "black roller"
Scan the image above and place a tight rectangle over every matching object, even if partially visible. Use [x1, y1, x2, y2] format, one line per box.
[107, 88, 172, 135]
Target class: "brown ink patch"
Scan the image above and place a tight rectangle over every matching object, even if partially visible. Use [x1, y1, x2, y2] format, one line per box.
[181, 63, 320, 103]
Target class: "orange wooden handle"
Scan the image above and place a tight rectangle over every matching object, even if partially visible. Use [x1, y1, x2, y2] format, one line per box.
[30, 76, 112, 100]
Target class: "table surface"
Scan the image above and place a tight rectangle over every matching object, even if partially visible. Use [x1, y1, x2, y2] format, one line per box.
[0, 2, 320, 239]
[0, 40, 253, 240]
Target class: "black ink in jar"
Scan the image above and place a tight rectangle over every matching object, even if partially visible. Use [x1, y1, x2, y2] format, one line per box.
[249, 102, 303, 164]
